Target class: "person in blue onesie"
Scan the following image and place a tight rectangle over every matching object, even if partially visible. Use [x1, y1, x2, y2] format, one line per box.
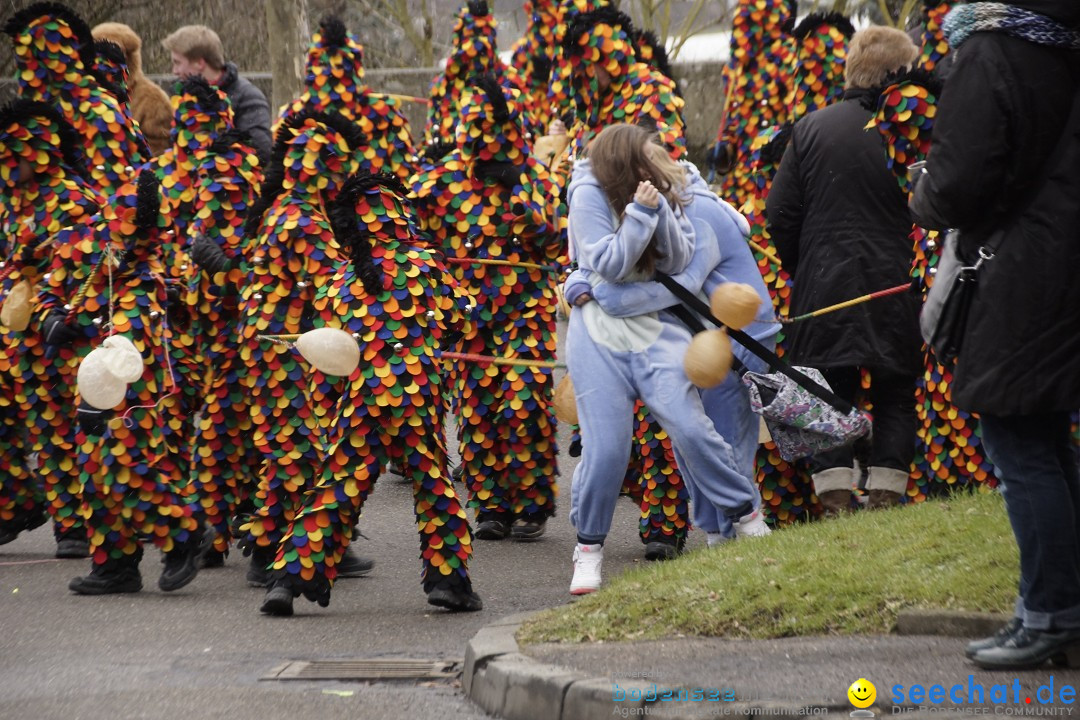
[566, 159, 781, 548]
[565, 123, 770, 595]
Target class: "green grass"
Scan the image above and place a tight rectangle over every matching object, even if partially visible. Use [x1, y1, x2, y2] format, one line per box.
[518, 490, 1017, 645]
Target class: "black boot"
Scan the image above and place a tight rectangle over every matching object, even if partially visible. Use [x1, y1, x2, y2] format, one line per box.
[69, 552, 142, 595]
[474, 511, 511, 541]
[55, 528, 90, 559]
[246, 546, 275, 588]
[0, 506, 48, 546]
[643, 533, 682, 561]
[159, 523, 215, 592]
[965, 617, 1023, 659]
[336, 546, 375, 578]
[510, 512, 548, 541]
[260, 581, 295, 616]
[424, 574, 483, 612]
[972, 625, 1080, 670]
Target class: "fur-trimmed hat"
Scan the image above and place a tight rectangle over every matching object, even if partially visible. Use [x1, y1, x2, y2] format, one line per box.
[304, 15, 366, 91]
[170, 75, 234, 146]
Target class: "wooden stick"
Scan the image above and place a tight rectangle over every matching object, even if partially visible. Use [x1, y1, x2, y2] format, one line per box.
[445, 257, 563, 272]
[376, 92, 431, 106]
[780, 282, 913, 324]
[439, 350, 565, 369]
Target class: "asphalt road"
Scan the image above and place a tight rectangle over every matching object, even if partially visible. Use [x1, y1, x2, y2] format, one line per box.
[0, 397, 689, 720]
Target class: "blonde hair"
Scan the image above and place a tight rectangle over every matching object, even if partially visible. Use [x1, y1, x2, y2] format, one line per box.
[161, 25, 225, 71]
[845, 26, 919, 89]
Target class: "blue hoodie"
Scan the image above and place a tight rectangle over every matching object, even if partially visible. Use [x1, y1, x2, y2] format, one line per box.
[567, 162, 780, 353]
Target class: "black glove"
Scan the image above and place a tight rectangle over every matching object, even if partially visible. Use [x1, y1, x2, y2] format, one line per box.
[76, 403, 109, 437]
[468, 0, 489, 16]
[41, 312, 80, 347]
[190, 233, 234, 275]
[165, 284, 190, 331]
[473, 160, 523, 189]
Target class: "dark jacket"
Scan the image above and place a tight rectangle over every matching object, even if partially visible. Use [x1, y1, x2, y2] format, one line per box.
[766, 89, 922, 376]
[910, 29, 1080, 415]
[218, 62, 272, 163]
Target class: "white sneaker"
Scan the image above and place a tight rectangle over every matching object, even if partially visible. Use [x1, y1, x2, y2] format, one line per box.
[734, 511, 771, 539]
[570, 543, 603, 595]
[705, 532, 731, 548]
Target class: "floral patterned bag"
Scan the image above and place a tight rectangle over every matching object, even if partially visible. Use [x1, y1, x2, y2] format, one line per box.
[742, 366, 872, 462]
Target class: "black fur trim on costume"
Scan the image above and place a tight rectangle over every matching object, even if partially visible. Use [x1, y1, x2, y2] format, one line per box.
[759, 122, 792, 167]
[208, 128, 254, 156]
[91, 40, 129, 103]
[178, 75, 228, 117]
[861, 67, 944, 112]
[473, 73, 509, 123]
[3, 2, 95, 69]
[562, 6, 634, 55]
[0, 99, 88, 178]
[328, 172, 410, 296]
[134, 171, 161, 231]
[319, 15, 347, 48]
[791, 12, 855, 40]
[420, 140, 456, 162]
[245, 109, 366, 237]
[531, 54, 552, 83]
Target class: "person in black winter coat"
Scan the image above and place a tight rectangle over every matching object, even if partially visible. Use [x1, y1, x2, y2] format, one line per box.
[161, 25, 272, 163]
[766, 26, 921, 514]
[909, 0, 1080, 671]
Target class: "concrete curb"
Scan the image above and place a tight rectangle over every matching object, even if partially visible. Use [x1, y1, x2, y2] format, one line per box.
[464, 610, 1012, 720]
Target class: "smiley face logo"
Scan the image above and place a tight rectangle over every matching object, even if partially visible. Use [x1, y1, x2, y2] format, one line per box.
[848, 678, 876, 709]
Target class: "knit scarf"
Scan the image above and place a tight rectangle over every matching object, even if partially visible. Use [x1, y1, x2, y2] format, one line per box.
[943, 3, 1080, 49]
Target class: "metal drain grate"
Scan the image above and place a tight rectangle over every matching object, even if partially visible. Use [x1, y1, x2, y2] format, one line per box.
[261, 658, 463, 682]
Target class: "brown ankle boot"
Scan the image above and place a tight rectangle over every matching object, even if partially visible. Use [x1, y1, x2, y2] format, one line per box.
[812, 467, 855, 518]
[865, 467, 909, 510]
[866, 489, 902, 509]
[818, 489, 853, 516]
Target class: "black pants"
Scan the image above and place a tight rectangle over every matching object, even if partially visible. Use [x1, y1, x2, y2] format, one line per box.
[809, 366, 917, 474]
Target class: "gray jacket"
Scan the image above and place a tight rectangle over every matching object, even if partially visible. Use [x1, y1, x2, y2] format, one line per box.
[218, 62, 271, 163]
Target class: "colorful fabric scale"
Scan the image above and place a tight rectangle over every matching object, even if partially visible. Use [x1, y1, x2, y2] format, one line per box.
[236, 111, 362, 553]
[0, 100, 102, 546]
[3, 3, 147, 199]
[269, 173, 476, 606]
[410, 76, 562, 526]
[916, 1, 952, 74]
[280, 16, 417, 185]
[38, 172, 201, 567]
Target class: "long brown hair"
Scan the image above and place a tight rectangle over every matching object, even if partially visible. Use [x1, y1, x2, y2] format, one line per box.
[586, 123, 685, 218]
[585, 123, 686, 274]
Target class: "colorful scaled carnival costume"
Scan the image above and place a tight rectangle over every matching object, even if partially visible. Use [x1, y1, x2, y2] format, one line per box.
[281, 15, 416, 185]
[863, 68, 998, 499]
[425, 0, 532, 147]
[561, 7, 685, 158]
[507, 0, 563, 132]
[38, 171, 210, 594]
[410, 75, 562, 539]
[3, 2, 147, 198]
[162, 77, 262, 558]
[231, 111, 363, 581]
[89, 39, 152, 162]
[259, 172, 482, 616]
[0, 101, 101, 553]
[714, 0, 794, 206]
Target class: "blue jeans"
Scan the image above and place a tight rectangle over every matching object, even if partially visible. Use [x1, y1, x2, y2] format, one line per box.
[980, 411, 1080, 631]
